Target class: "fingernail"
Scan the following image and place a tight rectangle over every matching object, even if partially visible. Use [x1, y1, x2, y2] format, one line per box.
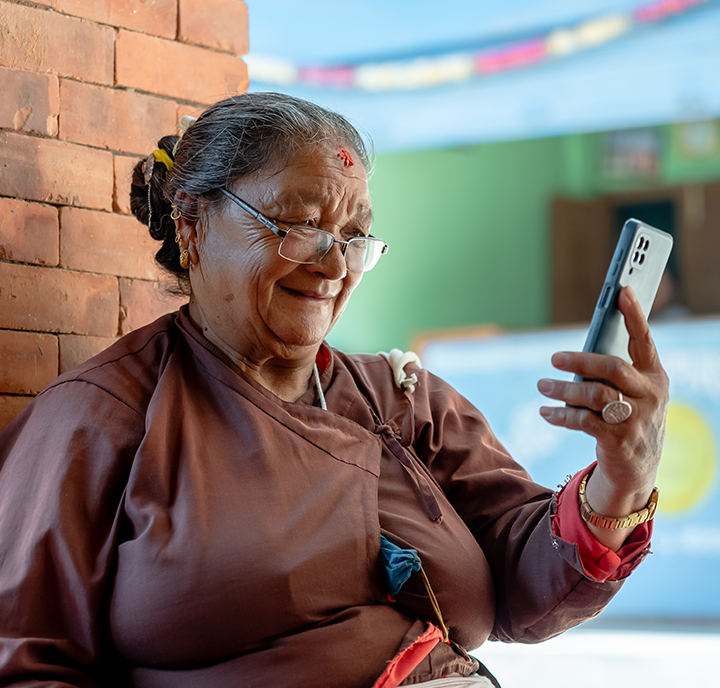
[539, 407, 552, 418]
[537, 379, 554, 394]
[552, 352, 570, 369]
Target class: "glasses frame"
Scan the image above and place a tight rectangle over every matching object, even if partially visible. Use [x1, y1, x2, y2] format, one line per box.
[219, 188, 388, 272]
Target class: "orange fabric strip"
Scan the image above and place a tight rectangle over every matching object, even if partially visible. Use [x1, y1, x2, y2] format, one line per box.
[371, 623, 444, 688]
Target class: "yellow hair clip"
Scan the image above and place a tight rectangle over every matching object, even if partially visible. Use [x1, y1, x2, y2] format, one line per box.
[152, 149, 174, 171]
[143, 149, 174, 229]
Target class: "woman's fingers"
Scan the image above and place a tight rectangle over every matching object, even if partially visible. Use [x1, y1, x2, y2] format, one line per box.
[537, 377, 630, 414]
[543, 287, 663, 393]
[536, 285, 670, 504]
[619, 286, 663, 373]
[537, 285, 668, 434]
[538, 402, 611, 438]
[545, 349, 647, 398]
[537, 377, 634, 439]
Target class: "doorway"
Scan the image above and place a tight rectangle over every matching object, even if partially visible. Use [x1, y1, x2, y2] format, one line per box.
[551, 182, 720, 324]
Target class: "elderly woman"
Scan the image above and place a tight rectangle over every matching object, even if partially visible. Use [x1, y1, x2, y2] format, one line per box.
[0, 93, 668, 688]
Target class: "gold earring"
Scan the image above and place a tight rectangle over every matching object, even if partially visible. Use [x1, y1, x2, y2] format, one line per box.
[170, 207, 181, 221]
[179, 249, 190, 270]
[175, 229, 182, 244]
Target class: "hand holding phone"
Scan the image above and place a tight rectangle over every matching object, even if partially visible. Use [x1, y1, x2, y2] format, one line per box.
[578, 218, 673, 373]
[539, 218, 673, 550]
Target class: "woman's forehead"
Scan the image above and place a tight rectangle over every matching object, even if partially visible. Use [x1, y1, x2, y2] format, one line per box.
[276, 142, 367, 179]
[269, 182, 371, 209]
[267, 187, 374, 226]
[239, 146, 372, 217]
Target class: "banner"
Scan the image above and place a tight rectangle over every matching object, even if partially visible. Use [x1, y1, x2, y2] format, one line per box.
[420, 318, 720, 619]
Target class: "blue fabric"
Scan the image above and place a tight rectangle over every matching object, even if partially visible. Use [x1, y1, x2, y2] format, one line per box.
[379, 535, 422, 598]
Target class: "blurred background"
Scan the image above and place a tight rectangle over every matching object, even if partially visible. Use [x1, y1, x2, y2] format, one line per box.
[246, 0, 720, 354]
[245, 1, 720, 685]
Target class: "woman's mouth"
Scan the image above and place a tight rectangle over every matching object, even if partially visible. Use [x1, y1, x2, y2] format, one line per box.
[283, 286, 336, 302]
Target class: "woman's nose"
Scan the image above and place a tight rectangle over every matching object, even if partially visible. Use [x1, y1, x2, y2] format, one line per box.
[310, 241, 347, 280]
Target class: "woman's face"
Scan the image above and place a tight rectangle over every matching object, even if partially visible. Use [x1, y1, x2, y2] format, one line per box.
[186, 142, 373, 364]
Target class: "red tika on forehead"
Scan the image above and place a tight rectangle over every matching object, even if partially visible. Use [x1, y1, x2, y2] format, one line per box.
[337, 148, 354, 167]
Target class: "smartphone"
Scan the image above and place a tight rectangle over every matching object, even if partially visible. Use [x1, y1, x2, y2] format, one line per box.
[577, 218, 673, 375]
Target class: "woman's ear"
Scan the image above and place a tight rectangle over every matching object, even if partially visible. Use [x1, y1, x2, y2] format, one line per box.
[173, 191, 201, 268]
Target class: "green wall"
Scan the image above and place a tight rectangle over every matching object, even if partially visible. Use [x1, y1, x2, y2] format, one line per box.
[327, 123, 720, 355]
[328, 137, 564, 353]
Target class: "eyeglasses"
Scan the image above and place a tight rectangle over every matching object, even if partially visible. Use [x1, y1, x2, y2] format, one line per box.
[219, 188, 388, 273]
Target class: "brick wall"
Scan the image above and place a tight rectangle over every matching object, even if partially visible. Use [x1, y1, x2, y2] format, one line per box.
[0, 0, 249, 429]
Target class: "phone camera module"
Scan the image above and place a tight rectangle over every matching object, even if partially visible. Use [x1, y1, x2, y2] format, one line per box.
[630, 234, 651, 271]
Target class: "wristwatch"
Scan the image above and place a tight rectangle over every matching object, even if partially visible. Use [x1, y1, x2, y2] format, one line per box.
[578, 473, 659, 530]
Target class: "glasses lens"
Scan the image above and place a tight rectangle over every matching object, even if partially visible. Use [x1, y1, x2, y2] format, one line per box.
[348, 237, 387, 272]
[280, 227, 333, 264]
[280, 228, 387, 272]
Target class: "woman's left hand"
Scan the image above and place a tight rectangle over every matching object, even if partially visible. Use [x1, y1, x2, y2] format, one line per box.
[537, 286, 670, 550]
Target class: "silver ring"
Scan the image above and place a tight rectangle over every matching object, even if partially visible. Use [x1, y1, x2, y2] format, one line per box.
[601, 391, 632, 424]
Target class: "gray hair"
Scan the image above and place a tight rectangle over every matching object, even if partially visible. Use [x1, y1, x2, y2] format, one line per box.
[130, 92, 373, 286]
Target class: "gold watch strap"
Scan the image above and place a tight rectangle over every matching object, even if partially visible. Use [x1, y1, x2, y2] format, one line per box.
[578, 473, 659, 530]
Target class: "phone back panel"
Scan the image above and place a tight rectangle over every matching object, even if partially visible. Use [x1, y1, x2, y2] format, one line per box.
[582, 218, 673, 364]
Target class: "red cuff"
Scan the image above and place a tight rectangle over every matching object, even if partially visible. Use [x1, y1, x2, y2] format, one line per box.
[552, 463, 653, 582]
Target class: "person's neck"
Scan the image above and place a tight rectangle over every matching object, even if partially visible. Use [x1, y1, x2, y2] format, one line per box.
[187, 301, 319, 403]
[241, 357, 318, 403]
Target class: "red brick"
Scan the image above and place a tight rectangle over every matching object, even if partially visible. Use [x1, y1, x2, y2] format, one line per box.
[0, 394, 34, 432]
[60, 206, 160, 279]
[0, 66, 59, 135]
[114, 154, 142, 214]
[179, 0, 248, 54]
[31, 0, 177, 39]
[0, 131, 113, 210]
[0, 330, 58, 394]
[0, 1, 114, 85]
[116, 29, 249, 104]
[0, 197, 59, 266]
[59, 333, 116, 373]
[119, 277, 187, 335]
[59, 80, 178, 155]
[0, 262, 119, 337]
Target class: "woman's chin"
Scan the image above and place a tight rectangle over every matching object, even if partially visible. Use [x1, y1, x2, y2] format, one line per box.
[271, 322, 332, 352]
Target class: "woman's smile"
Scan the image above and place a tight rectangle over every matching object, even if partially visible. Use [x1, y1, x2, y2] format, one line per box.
[281, 285, 339, 301]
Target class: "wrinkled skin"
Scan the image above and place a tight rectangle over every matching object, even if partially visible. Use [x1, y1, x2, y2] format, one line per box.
[537, 287, 670, 550]
[174, 143, 372, 402]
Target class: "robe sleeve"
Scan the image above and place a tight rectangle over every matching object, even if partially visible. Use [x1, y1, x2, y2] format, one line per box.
[0, 381, 144, 686]
[410, 368, 649, 643]
[552, 465, 653, 583]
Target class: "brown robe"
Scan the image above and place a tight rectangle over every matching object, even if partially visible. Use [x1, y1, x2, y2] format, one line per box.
[0, 308, 624, 687]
